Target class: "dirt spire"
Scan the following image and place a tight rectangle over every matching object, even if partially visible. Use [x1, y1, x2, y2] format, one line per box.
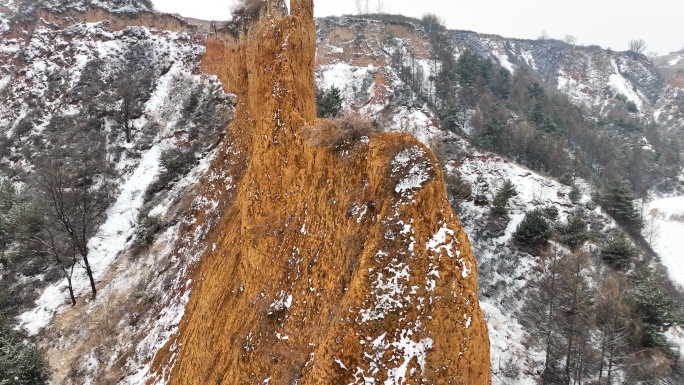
[149, 0, 491, 383]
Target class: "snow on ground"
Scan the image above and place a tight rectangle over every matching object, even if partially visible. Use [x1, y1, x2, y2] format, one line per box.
[18, 142, 164, 334]
[316, 59, 444, 149]
[387, 108, 442, 146]
[520, 49, 536, 71]
[12, 21, 212, 335]
[609, 59, 643, 111]
[644, 196, 684, 288]
[482, 302, 541, 385]
[454, 154, 601, 384]
[459, 155, 588, 218]
[668, 55, 684, 66]
[557, 69, 592, 107]
[316, 62, 376, 108]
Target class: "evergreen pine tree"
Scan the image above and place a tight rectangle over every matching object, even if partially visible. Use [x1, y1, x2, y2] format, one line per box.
[455, 50, 479, 88]
[0, 286, 51, 385]
[531, 102, 544, 126]
[600, 234, 636, 270]
[489, 68, 511, 100]
[557, 209, 589, 249]
[527, 81, 545, 99]
[541, 205, 559, 221]
[472, 175, 490, 206]
[316, 85, 343, 118]
[569, 183, 581, 204]
[600, 180, 643, 229]
[0, 179, 20, 250]
[541, 116, 557, 133]
[491, 179, 517, 215]
[632, 270, 676, 350]
[514, 208, 552, 246]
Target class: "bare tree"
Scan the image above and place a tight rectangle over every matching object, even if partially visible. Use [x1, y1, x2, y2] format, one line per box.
[594, 273, 633, 384]
[538, 30, 549, 40]
[112, 68, 151, 144]
[116, 75, 135, 143]
[355, 0, 363, 14]
[520, 248, 596, 385]
[564, 35, 576, 46]
[34, 226, 79, 305]
[629, 39, 647, 54]
[375, 0, 385, 13]
[33, 158, 112, 300]
[645, 208, 662, 247]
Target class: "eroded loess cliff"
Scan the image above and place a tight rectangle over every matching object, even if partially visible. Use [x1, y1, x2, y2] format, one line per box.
[150, 0, 490, 383]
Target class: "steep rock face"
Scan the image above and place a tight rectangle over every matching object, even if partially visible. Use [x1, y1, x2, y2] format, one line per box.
[150, 1, 490, 384]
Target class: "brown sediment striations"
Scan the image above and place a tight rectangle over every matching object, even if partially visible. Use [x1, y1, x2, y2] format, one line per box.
[149, 0, 491, 383]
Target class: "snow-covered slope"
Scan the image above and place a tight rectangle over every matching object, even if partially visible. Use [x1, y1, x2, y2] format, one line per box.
[1, 8, 682, 384]
[644, 196, 684, 288]
[315, 15, 684, 383]
[454, 155, 606, 384]
[0, 6, 234, 383]
[315, 17, 444, 145]
[449, 31, 684, 131]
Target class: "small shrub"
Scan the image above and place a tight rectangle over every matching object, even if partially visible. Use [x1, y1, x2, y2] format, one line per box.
[569, 184, 581, 204]
[159, 147, 195, 178]
[557, 210, 588, 249]
[491, 179, 517, 215]
[513, 208, 552, 247]
[316, 85, 343, 118]
[472, 175, 490, 206]
[302, 113, 373, 150]
[601, 234, 636, 269]
[145, 147, 196, 200]
[541, 205, 559, 221]
[332, 113, 374, 142]
[445, 171, 472, 202]
[136, 213, 162, 245]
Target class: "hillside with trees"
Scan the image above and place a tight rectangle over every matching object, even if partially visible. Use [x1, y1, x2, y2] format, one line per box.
[0, 0, 682, 384]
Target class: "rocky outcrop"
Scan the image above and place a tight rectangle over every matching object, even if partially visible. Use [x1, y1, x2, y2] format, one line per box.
[149, 1, 490, 384]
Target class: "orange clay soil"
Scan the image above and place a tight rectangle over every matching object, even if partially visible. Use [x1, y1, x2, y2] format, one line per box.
[149, 1, 491, 384]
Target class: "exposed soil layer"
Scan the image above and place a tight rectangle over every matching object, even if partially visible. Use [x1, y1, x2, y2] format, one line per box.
[150, 1, 491, 383]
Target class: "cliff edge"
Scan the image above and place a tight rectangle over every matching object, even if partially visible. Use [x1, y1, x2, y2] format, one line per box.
[149, 0, 490, 383]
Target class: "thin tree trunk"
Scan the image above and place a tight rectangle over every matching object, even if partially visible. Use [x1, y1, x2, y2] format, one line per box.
[543, 250, 560, 384]
[82, 253, 97, 299]
[607, 346, 615, 384]
[597, 331, 607, 383]
[66, 274, 76, 306]
[565, 333, 574, 385]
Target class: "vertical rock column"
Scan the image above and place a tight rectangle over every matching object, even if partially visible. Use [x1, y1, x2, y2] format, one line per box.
[150, 1, 491, 384]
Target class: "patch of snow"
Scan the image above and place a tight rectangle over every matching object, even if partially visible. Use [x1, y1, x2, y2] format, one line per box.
[493, 51, 515, 73]
[608, 59, 643, 111]
[392, 147, 432, 195]
[668, 56, 683, 66]
[360, 255, 410, 323]
[520, 50, 536, 70]
[18, 143, 164, 335]
[0, 75, 10, 91]
[426, 224, 456, 258]
[644, 196, 684, 288]
[317, 62, 375, 108]
[384, 332, 434, 384]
